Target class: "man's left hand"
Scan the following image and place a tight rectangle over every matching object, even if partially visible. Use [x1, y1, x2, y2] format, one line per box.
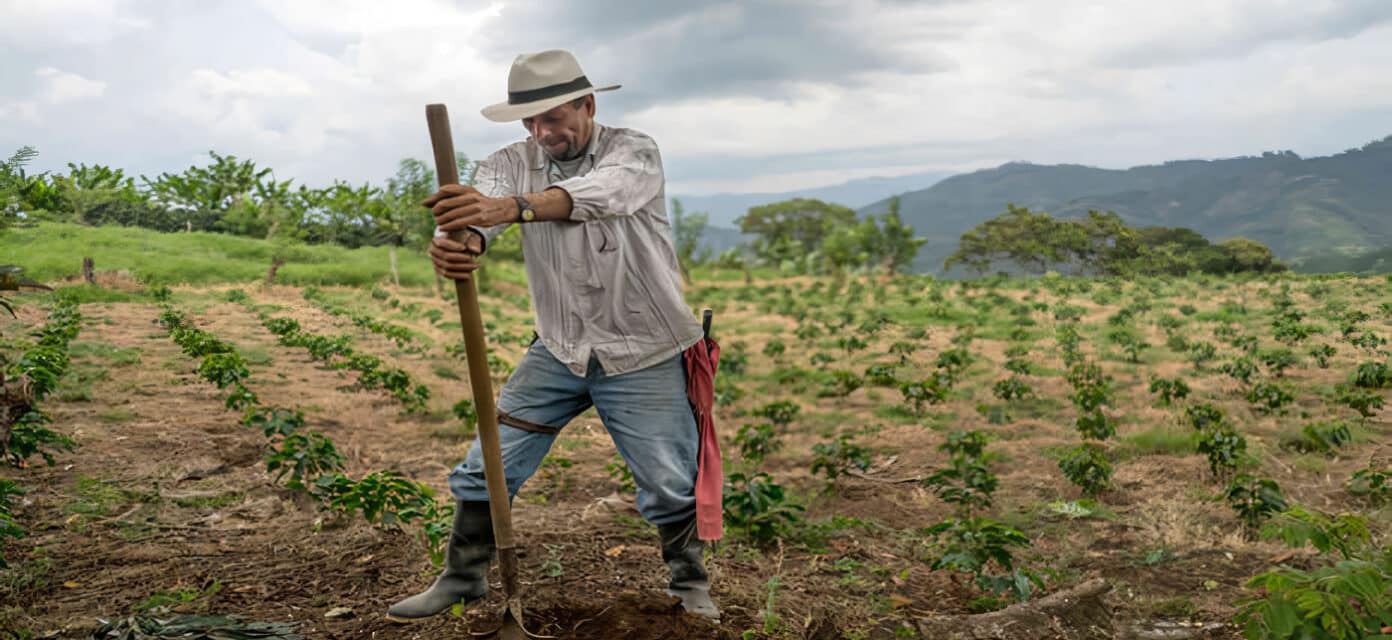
[424, 184, 518, 231]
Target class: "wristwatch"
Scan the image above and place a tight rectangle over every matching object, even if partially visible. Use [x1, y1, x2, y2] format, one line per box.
[512, 195, 536, 222]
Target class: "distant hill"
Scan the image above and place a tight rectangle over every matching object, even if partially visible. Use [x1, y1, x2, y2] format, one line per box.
[672, 171, 953, 229]
[859, 135, 1392, 274]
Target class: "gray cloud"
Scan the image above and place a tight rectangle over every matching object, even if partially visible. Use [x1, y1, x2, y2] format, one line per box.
[473, 0, 956, 111]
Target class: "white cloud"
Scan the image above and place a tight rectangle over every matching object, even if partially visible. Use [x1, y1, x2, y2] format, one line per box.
[187, 69, 314, 98]
[35, 67, 106, 104]
[0, 0, 150, 47]
[1, 0, 1390, 195]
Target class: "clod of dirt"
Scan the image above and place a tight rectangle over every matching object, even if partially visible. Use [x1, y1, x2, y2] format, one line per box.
[517, 590, 730, 640]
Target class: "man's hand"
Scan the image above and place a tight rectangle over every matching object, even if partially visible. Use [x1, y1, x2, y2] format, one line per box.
[428, 233, 485, 281]
[424, 184, 518, 231]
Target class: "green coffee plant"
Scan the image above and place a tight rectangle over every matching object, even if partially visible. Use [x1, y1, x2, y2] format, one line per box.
[1197, 424, 1248, 482]
[922, 431, 997, 517]
[604, 456, 635, 494]
[1351, 361, 1390, 389]
[1307, 343, 1336, 368]
[1348, 331, 1386, 352]
[900, 376, 949, 415]
[1187, 341, 1217, 369]
[1184, 403, 1225, 431]
[817, 370, 863, 398]
[1148, 376, 1190, 406]
[451, 399, 478, 432]
[722, 472, 804, 545]
[753, 400, 800, 426]
[1283, 420, 1352, 455]
[1345, 464, 1391, 504]
[1336, 384, 1384, 420]
[1224, 475, 1288, 537]
[991, 377, 1032, 402]
[1245, 381, 1294, 414]
[242, 406, 305, 438]
[0, 479, 24, 569]
[762, 339, 786, 358]
[196, 352, 250, 389]
[1230, 334, 1260, 354]
[1107, 328, 1148, 363]
[864, 364, 898, 387]
[224, 383, 258, 411]
[1057, 443, 1112, 497]
[1220, 357, 1259, 385]
[810, 434, 872, 483]
[735, 423, 781, 465]
[1236, 540, 1390, 640]
[889, 341, 917, 363]
[313, 470, 439, 527]
[1259, 506, 1370, 561]
[934, 348, 973, 381]
[1258, 348, 1298, 378]
[925, 517, 1039, 603]
[266, 431, 345, 491]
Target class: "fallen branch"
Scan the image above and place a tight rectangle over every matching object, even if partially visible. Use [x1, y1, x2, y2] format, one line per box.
[907, 579, 1113, 640]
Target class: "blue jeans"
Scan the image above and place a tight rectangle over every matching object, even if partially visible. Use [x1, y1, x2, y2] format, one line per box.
[448, 341, 699, 526]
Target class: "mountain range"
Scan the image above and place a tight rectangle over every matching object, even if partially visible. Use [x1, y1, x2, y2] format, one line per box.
[856, 135, 1392, 273]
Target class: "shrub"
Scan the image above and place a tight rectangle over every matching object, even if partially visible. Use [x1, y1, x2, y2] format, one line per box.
[1058, 443, 1112, 497]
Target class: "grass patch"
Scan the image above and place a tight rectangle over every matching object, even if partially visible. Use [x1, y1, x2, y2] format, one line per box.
[239, 345, 275, 366]
[132, 580, 225, 613]
[7, 222, 442, 287]
[99, 407, 137, 423]
[69, 341, 143, 365]
[1116, 426, 1198, 459]
[49, 284, 150, 303]
[432, 364, 461, 380]
[64, 477, 129, 522]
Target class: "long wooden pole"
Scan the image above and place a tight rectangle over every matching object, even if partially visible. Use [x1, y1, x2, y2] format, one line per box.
[425, 104, 525, 639]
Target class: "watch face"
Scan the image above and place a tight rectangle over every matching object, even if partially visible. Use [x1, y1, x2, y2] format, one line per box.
[522, 209, 536, 221]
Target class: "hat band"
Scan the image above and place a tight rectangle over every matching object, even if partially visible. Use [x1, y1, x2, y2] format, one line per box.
[508, 75, 593, 105]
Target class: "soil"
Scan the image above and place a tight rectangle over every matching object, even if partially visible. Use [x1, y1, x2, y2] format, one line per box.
[3, 277, 1387, 639]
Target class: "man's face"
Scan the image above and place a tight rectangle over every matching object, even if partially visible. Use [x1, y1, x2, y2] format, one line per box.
[522, 96, 595, 161]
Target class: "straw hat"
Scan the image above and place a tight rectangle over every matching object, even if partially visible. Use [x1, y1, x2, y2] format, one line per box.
[481, 49, 620, 122]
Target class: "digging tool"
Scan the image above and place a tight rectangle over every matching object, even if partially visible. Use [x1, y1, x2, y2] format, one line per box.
[425, 103, 530, 640]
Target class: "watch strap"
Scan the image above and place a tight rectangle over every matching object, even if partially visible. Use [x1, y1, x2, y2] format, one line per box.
[512, 195, 534, 222]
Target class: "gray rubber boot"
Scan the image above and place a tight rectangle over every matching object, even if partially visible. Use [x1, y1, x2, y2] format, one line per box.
[658, 516, 720, 621]
[386, 500, 494, 623]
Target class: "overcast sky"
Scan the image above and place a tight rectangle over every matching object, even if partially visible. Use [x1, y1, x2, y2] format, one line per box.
[3, 0, 1391, 197]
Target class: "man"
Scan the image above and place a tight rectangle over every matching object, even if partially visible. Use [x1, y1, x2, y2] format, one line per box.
[386, 49, 719, 623]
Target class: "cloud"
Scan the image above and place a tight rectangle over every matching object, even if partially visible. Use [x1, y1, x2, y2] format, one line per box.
[473, 0, 957, 111]
[1, 0, 1390, 200]
[35, 67, 106, 104]
[0, 0, 149, 48]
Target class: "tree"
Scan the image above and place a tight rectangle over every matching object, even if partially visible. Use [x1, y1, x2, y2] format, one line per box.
[738, 198, 856, 272]
[379, 158, 440, 287]
[944, 204, 1065, 274]
[1217, 237, 1285, 273]
[143, 151, 270, 232]
[669, 197, 708, 285]
[878, 196, 927, 274]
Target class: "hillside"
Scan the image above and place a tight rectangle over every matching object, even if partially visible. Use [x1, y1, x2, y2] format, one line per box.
[859, 135, 1392, 273]
[672, 171, 952, 228]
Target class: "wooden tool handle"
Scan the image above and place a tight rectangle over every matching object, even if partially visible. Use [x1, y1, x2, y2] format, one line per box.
[425, 103, 515, 552]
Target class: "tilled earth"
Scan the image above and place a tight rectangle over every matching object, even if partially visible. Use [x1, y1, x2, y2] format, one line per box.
[4, 279, 1387, 639]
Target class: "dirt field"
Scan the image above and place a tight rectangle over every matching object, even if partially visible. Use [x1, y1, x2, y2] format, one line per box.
[3, 274, 1389, 639]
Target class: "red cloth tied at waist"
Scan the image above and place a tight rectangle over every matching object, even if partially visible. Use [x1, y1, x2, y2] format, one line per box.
[683, 335, 723, 541]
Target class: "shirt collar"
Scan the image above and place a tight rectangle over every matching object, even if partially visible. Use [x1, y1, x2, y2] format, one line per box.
[530, 122, 605, 170]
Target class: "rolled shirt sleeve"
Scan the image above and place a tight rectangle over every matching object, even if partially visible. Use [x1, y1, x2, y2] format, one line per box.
[549, 132, 664, 222]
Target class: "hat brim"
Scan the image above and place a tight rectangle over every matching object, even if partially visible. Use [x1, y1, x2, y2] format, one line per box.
[481, 84, 620, 122]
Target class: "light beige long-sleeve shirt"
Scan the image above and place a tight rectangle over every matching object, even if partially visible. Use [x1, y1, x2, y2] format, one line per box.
[444, 123, 703, 377]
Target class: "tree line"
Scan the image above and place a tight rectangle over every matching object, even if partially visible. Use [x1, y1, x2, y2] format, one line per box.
[945, 204, 1286, 277]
